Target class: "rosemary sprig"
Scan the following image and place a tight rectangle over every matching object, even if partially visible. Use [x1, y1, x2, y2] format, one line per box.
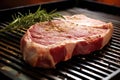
[0, 7, 64, 32]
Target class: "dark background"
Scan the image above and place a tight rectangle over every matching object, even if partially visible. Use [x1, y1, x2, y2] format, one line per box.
[0, 0, 120, 10]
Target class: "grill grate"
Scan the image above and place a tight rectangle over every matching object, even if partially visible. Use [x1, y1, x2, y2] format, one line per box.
[0, 7, 120, 80]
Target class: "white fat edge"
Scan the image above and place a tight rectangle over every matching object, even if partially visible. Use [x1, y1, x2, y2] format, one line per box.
[22, 31, 33, 62]
[33, 42, 56, 67]
[64, 40, 78, 61]
[60, 40, 85, 61]
[100, 23, 113, 49]
[48, 39, 85, 61]
[23, 34, 55, 67]
[23, 41, 39, 67]
[23, 27, 55, 67]
[65, 41, 77, 60]
[21, 29, 32, 52]
[87, 22, 113, 49]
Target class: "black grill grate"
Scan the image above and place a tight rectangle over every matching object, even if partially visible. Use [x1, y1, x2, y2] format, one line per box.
[0, 4, 120, 80]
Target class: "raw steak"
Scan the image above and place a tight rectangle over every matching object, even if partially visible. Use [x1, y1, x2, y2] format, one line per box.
[20, 14, 113, 68]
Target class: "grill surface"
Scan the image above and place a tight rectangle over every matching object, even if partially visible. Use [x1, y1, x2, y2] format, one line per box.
[0, 0, 120, 80]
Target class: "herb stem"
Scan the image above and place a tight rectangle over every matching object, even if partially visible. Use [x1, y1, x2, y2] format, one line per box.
[0, 7, 64, 32]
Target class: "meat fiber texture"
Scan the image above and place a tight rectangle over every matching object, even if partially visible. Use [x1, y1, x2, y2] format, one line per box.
[20, 14, 113, 68]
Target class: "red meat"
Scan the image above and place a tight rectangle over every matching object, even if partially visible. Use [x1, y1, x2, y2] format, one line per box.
[20, 14, 113, 68]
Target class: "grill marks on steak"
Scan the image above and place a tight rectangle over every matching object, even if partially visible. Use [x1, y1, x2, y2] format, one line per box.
[20, 14, 113, 68]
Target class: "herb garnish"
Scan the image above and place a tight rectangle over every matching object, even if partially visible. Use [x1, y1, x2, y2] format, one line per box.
[0, 7, 64, 32]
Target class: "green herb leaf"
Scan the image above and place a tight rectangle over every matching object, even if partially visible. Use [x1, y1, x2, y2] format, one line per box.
[0, 7, 64, 32]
